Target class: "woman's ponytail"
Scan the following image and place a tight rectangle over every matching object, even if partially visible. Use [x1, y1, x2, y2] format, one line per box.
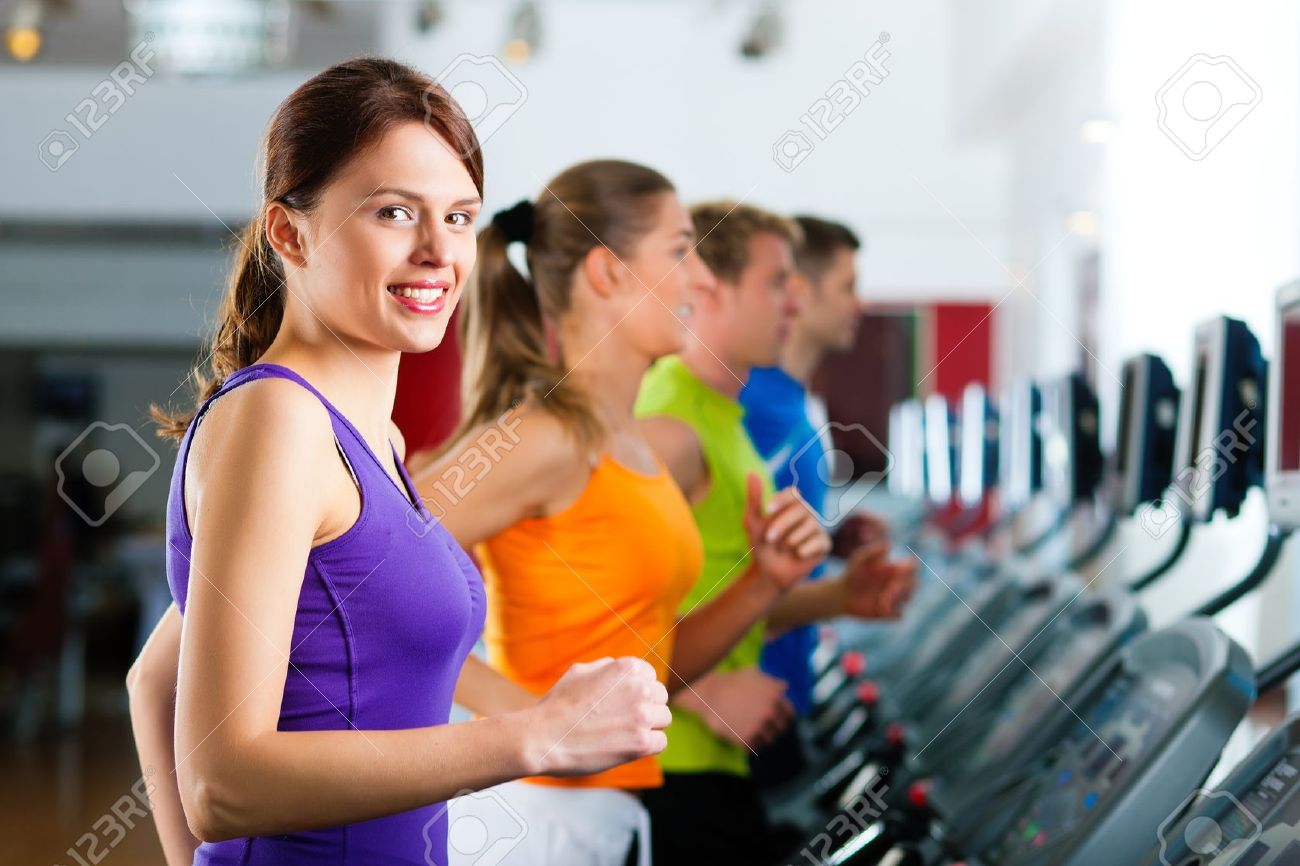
[455, 216, 602, 450]
[456, 161, 675, 451]
[150, 216, 285, 440]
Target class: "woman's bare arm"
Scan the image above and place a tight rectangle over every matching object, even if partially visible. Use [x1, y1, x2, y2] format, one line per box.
[126, 604, 199, 866]
[175, 379, 668, 842]
[411, 406, 589, 549]
[453, 655, 537, 716]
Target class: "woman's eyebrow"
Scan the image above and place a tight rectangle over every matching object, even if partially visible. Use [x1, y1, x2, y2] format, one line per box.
[366, 186, 482, 209]
[369, 186, 424, 202]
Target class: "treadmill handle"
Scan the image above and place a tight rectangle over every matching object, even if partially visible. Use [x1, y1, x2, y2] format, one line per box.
[1192, 525, 1293, 619]
[1066, 510, 1119, 572]
[1127, 520, 1192, 592]
[1255, 641, 1300, 695]
[1015, 507, 1070, 556]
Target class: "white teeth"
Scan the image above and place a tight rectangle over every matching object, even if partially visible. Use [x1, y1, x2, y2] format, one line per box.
[389, 286, 445, 303]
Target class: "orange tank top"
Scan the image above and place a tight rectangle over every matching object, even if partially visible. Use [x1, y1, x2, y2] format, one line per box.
[476, 454, 703, 789]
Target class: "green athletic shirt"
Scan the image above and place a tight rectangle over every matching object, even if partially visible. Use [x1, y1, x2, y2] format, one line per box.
[635, 355, 775, 777]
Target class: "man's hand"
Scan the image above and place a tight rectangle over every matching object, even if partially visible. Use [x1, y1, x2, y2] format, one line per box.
[673, 668, 794, 750]
[833, 511, 892, 560]
[841, 547, 918, 621]
[743, 474, 831, 592]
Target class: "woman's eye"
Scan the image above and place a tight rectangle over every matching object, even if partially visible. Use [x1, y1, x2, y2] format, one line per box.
[379, 205, 414, 222]
[447, 211, 474, 227]
[673, 247, 690, 260]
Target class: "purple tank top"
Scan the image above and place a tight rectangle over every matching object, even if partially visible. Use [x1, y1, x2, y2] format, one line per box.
[165, 363, 485, 866]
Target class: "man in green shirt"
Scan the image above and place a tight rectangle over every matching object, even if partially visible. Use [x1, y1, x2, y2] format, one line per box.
[636, 202, 898, 864]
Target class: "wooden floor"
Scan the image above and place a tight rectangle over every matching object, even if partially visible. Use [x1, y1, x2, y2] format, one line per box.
[1, 713, 168, 866]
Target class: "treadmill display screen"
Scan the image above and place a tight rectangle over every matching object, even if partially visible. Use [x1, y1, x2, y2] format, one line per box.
[1280, 307, 1300, 472]
[987, 666, 1195, 862]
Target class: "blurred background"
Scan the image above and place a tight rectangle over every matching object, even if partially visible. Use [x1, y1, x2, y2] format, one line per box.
[1, 1, 1297, 862]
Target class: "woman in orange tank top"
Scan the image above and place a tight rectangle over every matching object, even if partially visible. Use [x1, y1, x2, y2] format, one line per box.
[408, 160, 830, 865]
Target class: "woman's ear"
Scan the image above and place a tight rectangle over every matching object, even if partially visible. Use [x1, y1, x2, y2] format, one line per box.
[265, 202, 309, 269]
[581, 245, 625, 300]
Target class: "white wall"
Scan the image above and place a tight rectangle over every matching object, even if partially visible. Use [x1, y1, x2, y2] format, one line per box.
[382, 0, 1010, 301]
[0, 0, 1011, 352]
[973, 0, 1300, 675]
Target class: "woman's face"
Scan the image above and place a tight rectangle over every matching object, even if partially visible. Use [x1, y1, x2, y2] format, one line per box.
[613, 191, 716, 360]
[279, 120, 482, 354]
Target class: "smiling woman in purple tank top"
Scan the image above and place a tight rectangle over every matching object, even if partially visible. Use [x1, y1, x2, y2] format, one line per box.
[124, 57, 669, 866]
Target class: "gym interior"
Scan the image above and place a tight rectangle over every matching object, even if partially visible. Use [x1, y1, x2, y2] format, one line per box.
[5, 2, 1300, 865]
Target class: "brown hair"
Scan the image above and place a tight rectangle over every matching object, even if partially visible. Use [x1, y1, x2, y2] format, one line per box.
[152, 56, 482, 441]
[689, 200, 801, 285]
[455, 159, 675, 450]
[792, 214, 861, 284]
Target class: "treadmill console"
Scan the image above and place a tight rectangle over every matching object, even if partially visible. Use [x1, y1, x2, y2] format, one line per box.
[960, 608, 1122, 774]
[888, 399, 927, 500]
[960, 382, 1000, 509]
[1000, 380, 1044, 511]
[1116, 353, 1181, 515]
[920, 578, 1079, 735]
[954, 619, 1253, 866]
[1266, 280, 1300, 530]
[925, 395, 957, 505]
[1145, 715, 1300, 866]
[987, 667, 1195, 861]
[1042, 373, 1104, 508]
[1172, 316, 1267, 521]
[916, 594, 1146, 825]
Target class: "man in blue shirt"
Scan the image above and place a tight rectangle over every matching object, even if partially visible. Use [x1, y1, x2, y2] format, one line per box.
[741, 215, 915, 720]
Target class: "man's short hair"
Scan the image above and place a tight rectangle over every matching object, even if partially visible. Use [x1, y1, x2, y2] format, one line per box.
[690, 201, 802, 284]
[792, 215, 862, 284]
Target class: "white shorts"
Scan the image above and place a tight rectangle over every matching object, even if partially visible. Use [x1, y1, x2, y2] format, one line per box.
[445, 780, 651, 866]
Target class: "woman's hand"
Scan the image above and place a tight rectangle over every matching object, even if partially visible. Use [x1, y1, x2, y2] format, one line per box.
[743, 474, 831, 592]
[672, 668, 793, 750]
[525, 657, 670, 777]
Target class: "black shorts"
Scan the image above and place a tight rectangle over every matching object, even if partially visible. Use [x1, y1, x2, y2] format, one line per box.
[638, 771, 802, 866]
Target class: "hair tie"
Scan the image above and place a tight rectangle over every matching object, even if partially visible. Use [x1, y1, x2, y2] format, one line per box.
[491, 199, 535, 244]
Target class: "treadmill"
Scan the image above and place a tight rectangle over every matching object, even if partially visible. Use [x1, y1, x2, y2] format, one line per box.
[1129, 280, 1300, 866]
[790, 319, 1274, 865]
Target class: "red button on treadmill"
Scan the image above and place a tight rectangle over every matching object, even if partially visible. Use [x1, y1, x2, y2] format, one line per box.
[856, 681, 880, 706]
[841, 651, 867, 677]
[907, 779, 933, 810]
